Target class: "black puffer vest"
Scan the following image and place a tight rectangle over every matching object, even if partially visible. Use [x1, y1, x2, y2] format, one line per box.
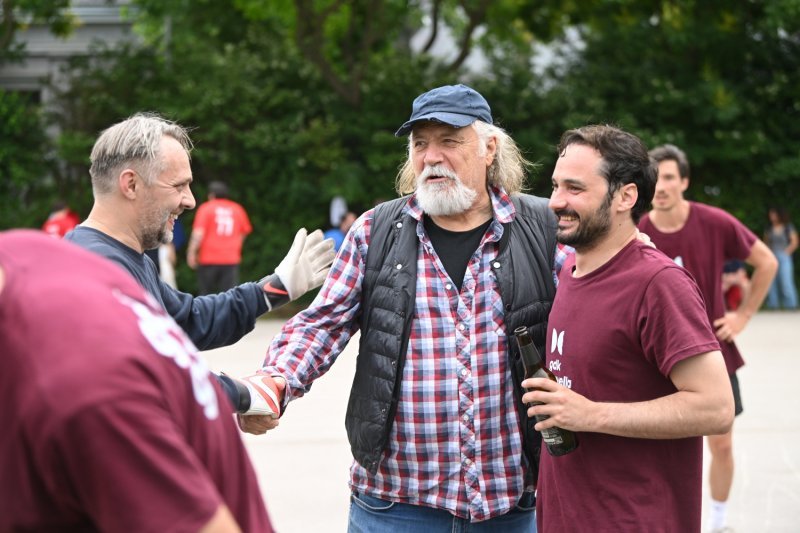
[346, 194, 557, 481]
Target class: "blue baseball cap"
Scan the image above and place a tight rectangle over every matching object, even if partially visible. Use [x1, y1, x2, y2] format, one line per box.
[395, 84, 493, 136]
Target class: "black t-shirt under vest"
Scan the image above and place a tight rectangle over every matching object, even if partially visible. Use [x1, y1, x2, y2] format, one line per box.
[423, 215, 493, 291]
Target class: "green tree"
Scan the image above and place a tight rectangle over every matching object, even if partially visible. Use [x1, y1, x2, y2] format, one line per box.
[0, 89, 54, 229]
[49, 0, 528, 286]
[0, 0, 79, 229]
[1, 0, 75, 62]
[26, 0, 800, 288]
[501, 0, 800, 230]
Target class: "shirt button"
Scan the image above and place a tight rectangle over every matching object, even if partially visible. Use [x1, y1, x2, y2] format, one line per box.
[445, 283, 452, 290]
[463, 414, 470, 422]
[396, 222, 403, 228]
[460, 368, 468, 377]
[396, 263, 403, 269]
[492, 261, 501, 269]
[458, 323, 465, 331]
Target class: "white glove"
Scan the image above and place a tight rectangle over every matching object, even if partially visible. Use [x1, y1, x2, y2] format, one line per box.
[274, 228, 335, 301]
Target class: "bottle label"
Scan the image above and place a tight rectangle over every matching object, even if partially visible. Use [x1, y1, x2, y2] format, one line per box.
[541, 427, 565, 445]
[535, 413, 565, 445]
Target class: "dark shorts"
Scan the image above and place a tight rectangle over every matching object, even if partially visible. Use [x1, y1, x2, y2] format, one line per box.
[197, 264, 239, 295]
[731, 372, 743, 417]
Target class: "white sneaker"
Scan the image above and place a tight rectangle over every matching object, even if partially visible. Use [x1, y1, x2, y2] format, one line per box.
[240, 374, 282, 417]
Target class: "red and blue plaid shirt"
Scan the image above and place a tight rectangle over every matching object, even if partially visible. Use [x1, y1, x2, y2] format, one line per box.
[264, 187, 571, 521]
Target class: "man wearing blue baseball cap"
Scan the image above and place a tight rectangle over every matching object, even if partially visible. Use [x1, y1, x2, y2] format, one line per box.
[244, 84, 564, 532]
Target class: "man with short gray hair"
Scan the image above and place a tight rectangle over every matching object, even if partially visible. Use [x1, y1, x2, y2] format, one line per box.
[67, 113, 335, 416]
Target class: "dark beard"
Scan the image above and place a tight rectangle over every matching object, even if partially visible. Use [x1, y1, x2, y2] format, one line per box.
[555, 194, 612, 250]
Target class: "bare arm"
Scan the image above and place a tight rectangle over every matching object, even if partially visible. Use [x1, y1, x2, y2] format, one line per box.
[714, 239, 778, 341]
[787, 227, 799, 255]
[198, 505, 242, 533]
[186, 229, 204, 269]
[522, 350, 733, 439]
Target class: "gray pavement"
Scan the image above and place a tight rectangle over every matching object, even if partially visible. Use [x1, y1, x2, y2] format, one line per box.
[203, 310, 800, 532]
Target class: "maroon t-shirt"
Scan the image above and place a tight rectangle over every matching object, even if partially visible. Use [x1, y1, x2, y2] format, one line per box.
[639, 202, 757, 373]
[537, 240, 720, 533]
[0, 231, 272, 532]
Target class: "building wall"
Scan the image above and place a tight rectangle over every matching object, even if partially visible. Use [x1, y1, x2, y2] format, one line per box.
[0, 0, 134, 104]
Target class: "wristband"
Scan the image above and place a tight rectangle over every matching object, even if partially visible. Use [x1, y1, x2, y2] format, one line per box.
[258, 273, 291, 312]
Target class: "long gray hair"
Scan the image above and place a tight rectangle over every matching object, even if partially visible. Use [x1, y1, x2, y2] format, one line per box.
[394, 120, 531, 195]
[89, 112, 193, 195]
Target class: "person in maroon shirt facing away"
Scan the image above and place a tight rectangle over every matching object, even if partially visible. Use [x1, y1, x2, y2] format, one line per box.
[0, 230, 273, 533]
[638, 144, 777, 533]
[527, 126, 734, 532]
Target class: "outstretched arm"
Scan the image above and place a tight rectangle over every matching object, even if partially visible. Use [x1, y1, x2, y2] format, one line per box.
[258, 228, 335, 311]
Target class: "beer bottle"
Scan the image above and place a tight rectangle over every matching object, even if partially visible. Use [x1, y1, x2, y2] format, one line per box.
[514, 326, 578, 456]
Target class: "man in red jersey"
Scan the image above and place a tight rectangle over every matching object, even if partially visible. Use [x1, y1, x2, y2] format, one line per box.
[41, 199, 80, 238]
[638, 144, 777, 533]
[188, 181, 253, 294]
[527, 126, 734, 532]
[0, 230, 274, 532]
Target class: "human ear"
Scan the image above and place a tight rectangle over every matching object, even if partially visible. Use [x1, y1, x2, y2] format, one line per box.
[119, 169, 139, 200]
[618, 183, 638, 211]
[484, 136, 497, 166]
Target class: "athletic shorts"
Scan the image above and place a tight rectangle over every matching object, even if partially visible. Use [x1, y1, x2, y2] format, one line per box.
[730, 372, 743, 417]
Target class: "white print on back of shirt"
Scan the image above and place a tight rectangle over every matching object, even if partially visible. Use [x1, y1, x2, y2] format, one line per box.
[214, 206, 234, 236]
[549, 328, 572, 389]
[113, 289, 220, 420]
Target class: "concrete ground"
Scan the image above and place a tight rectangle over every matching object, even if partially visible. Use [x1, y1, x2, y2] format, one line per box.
[203, 310, 800, 532]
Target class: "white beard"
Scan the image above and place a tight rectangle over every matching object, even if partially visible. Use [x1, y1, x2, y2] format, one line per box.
[415, 164, 477, 216]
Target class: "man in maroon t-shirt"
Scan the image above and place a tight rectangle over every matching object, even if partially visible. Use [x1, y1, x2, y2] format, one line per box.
[0, 230, 274, 532]
[526, 126, 734, 532]
[638, 144, 777, 532]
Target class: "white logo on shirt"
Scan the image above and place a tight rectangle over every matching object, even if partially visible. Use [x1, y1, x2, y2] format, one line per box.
[551, 328, 564, 355]
[114, 290, 219, 420]
[214, 207, 235, 236]
[673, 255, 684, 267]
[549, 328, 573, 388]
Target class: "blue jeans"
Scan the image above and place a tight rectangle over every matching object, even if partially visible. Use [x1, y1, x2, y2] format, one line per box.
[766, 252, 798, 309]
[348, 492, 536, 533]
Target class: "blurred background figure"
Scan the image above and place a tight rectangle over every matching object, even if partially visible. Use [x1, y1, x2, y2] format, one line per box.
[328, 195, 348, 230]
[145, 218, 186, 289]
[41, 200, 80, 238]
[187, 181, 252, 294]
[323, 204, 361, 252]
[722, 259, 750, 312]
[764, 206, 798, 310]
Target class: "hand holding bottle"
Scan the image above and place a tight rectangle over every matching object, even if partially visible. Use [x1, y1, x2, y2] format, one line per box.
[515, 326, 578, 456]
[521, 377, 590, 433]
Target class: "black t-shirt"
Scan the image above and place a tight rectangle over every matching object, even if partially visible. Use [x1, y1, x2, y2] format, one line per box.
[424, 215, 492, 290]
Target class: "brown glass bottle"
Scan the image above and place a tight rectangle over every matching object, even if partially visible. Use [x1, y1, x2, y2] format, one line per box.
[514, 326, 578, 456]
